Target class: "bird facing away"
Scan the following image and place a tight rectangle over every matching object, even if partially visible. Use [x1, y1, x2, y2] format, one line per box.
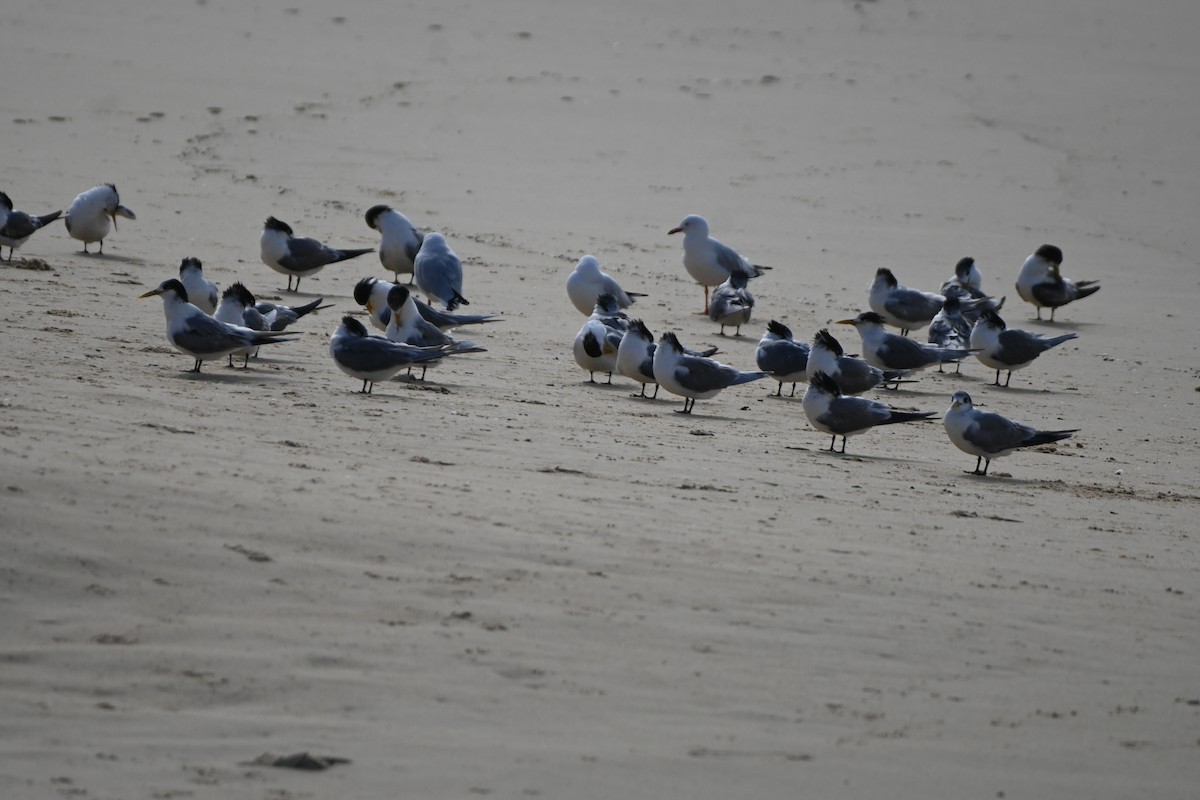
[0, 191, 62, 260]
[652, 331, 766, 413]
[617, 320, 718, 399]
[140, 279, 291, 372]
[927, 294, 972, 374]
[259, 216, 373, 292]
[213, 282, 267, 367]
[354, 276, 500, 332]
[708, 270, 755, 336]
[573, 293, 627, 384]
[806, 328, 911, 395]
[414, 232, 469, 311]
[365, 204, 423, 284]
[940, 256, 984, 298]
[802, 371, 937, 454]
[969, 308, 1078, 387]
[177, 257, 219, 315]
[868, 267, 944, 335]
[838, 312, 972, 373]
[385, 283, 486, 380]
[65, 184, 135, 254]
[329, 315, 457, 394]
[755, 320, 810, 397]
[1015, 244, 1099, 321]
[943, 391, 1078, 475]
[668, 214, 769, 314]
[565, 254, 644, 316]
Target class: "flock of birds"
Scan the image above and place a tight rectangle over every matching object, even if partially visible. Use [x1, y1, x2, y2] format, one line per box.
[1, 185, 1101, 477]
[568, 214, 1100, 477]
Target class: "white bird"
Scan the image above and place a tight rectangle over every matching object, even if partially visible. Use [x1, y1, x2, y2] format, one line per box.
[927, 294, 972, 374]
[573, 293, 627, 384]
[667, 214, 768, 314]
[385, 283, 485, 380]
[0, 191, 61, 260]
[970, 308, 1078, 387]
[755, 320, 810, 397]
[940, 256, 984, 297]
[414, 231, 469, 310]
[213, 282, 268, 368]
[1015, 244, 1100, 321]
[139, 279, 291, 372]
[806, 328, 911, 394]
[365, 204, 423, 284]
[708, 270, 754, 336]
[565, 254, 645, 316]
[353, 276, 499, 332]
[943, 391, 1077, 475]
[65, 184, 135, 254]
[253, 295, 334, 331]
[868, 267, 944, 335]
[259, 216, 372, 292]
[839, 312, 971, 373]
[652, 331, 766, 413]
[177, 257, 219, 315]
[329, 316, 457, 394]
[617, 320, 718, 399]
[803, 371, 936, 454]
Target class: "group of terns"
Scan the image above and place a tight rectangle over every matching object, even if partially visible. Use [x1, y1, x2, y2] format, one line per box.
[569, 213, 1097, 476]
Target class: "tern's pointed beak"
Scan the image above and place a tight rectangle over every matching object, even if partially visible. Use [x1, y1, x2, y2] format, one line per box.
[834, 318, 856, 325]
[138, 288, 162, 299]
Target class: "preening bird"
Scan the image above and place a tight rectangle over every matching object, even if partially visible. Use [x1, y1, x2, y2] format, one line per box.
[365, 204, 423, 284]
[177, 257, 219, 315]
[708, 270, 755, 336]
[566, 254, 644, 316]
[1015, 244, 1099, 321]
[65, 184, 135, 254]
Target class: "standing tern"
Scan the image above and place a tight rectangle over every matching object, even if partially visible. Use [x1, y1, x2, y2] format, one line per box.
[969, 308, 1078, 387]
[259, 216, 372, 292]
[573, 293, 627, 384]
[177, 257, 219, 315]
[927, 294, 972, 374]
[354, 276, 499, 332]
[806, 328, 911, 394]
[254, 295, 334, 331]
[839, 312, 972, 373]
[0, 191, 61, 260]
[803, 371, 936, 454]
[140, 279, 291, 372]
[943, 391, 1077, 475]
[617, 320, 718, 399]
[565, 254, 644, 316]
[385, 284, 486, 380]
[708, 269, 754, 336]
[330, 316, 457, 394]
[65, 184, 135, 254]
[667, 214, 769, 314]
[213, 282, 268, 367]
[365, 204, 423, 284]
[940, 256, 984, 298]
[1015, 244, 1099, 321]
[414, 232, 469, 310]
[868, 267, 944, 335]
[652, 331, 766, 413]
[755, 320, 810, 397]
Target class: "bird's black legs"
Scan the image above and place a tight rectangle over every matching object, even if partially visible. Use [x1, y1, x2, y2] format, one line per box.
[676, 397, 695, 414]
[774, 382, 783, 397]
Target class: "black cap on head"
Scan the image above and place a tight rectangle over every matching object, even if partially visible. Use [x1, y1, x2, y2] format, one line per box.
[767, 320, 792, 339]
[364, 204, 391, 229]
[222, 281, 255, 306]
[386, 283, 409, 310]
[875, 267, 897, 287]
[264, 216, 293, 235]
[979, 308, 1005, 328]
[179, 256, 202, 273]
[814, 328, 843, 356]
[857, 311, 886, 325]
[340, 315, 368, 336]
[810, 370, 841, 395]
[629, 319, 652, 339]
[1034, 244, 1063, 264]
[353, 277, 377, 306]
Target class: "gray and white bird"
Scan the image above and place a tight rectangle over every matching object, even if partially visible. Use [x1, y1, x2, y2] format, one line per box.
[573, 293, 627, 384]
[969, 308, 1078, 387]
[668, 214, 769, 314]
[839, 311, 971, 373]
[65, 184, 135, 254]
[365, 204, 423, 284]
[940, 256, 984, 298]
[253, 295, 334, 332]
[617, 320, 718, 399]
[927, 294, 972, 374]
[0, 191, 61, 260]
[806, 328, 911, 395]
[414, 231, 469, 310]
[943, 391, 1078, 476]
[177, 257, 219, 315]
[802, 371, 936, 454]
[385, 284, 486, 380]
[755, 320, 810, 397]
[140, 279, 291, 372]
[259, 216, 372, 292]
[708, 269, 754, 336]
[329, 316, 456, 394]
[652, 331, 766, 414]
[565, 254, 644, 316]
[213, 282, 268, 368]
[868, 267, 944, 335]
[353, 276, 499, 332]
[1015, 244, 1099, 321]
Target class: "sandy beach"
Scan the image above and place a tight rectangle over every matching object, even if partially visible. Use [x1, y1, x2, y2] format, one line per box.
[2, 0, 1199, 797]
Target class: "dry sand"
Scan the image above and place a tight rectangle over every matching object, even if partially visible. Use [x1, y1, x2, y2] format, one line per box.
[2, 1, 1199, 797]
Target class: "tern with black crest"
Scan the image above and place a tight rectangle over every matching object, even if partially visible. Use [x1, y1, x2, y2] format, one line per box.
[1015, 244, 1099, 321]
[802, 371, 936, 454]
[65, 184, 135, 254]
[260, 216, 372, 292]
[755, 320, 810, 397]
[970, 308, 1078, 387]
[652, 331, 766, 413]
[365, 204, 423, 284]
[0, 191, 61, 260]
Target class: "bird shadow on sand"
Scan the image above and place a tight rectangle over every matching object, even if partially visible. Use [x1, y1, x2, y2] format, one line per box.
[166, 366, 292, 383]
[1019, 318, 1102, 332]
[78, 251, 147, 266]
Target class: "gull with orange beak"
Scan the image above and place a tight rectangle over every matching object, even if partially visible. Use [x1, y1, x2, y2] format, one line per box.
[65, 184, 135, 254]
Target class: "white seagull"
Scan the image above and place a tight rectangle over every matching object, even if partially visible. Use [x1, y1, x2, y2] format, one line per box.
[1015, 244, 1099, 321]
[365, 204, 423, 284]
[0, 191, 61, 260]
[259, 216, 372, 292]
[803, 371, 937, 454]
[140, 278, 291, 372]
[652, 331, 766, 413]
[329, 316, 457, 394]
[708, 269, 754, 336]
[943, 391, 1078, 475]
[806, 328, 910, 395]
[414, 231, 469, 311]
[970, 308, 1078, 387]
[755, 320, 810, 397]
[839, 311, 972, 374]
[65, 184, 135, 254]
[177, 257, 219, 315]
[667, 214, 769, 314]
[565, 254, 644, 316]
[868, 267, 944, 335]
